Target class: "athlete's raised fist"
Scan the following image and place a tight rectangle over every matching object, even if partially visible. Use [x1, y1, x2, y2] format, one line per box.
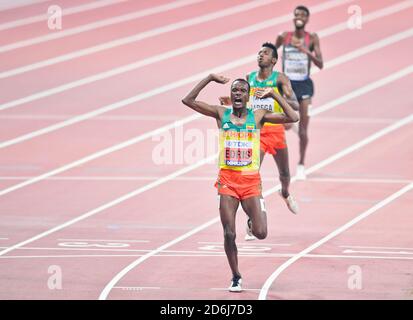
[209, 74, 230, 84]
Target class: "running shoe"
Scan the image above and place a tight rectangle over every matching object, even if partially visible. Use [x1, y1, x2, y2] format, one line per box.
[279, 191, 299, 214]
[245, 218, 256, 241]
[229, 276, 242, 292]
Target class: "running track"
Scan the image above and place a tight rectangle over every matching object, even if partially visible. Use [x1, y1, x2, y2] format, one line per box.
[0, 0, 412, 300]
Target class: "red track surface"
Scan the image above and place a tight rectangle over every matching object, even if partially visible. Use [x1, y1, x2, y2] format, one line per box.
[0, 0, 412, 300]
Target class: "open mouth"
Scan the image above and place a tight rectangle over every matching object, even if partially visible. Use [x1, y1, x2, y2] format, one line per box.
[295, 19, 304, 26]
[233, 98, 242, 105]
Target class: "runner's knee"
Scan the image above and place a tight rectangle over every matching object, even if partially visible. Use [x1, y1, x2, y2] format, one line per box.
[253, 225, 267, 240]
[223, 226, 236, 243]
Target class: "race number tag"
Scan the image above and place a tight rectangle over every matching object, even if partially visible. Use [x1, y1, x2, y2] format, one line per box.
[249, 87, 274, 112]
[284, 47, 309, 81]
[224, 132, 253, 167]
[219, 129, 260, 171]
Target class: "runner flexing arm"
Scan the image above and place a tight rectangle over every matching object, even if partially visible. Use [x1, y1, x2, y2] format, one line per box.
[182, 74, 229, 121]
[254, 88, 299, 125]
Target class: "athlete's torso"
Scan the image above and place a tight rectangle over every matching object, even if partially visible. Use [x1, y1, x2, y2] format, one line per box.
[248, 70, 282, 127]
[219, 108, 260, 172]
[282, 31, 312, 81]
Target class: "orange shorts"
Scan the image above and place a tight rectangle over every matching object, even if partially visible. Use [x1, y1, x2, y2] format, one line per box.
[260, 124, 287, 155]
[215, 169, 262, 200]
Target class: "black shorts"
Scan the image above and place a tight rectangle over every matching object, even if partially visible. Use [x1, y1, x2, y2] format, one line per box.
[291, 78, 314, 102]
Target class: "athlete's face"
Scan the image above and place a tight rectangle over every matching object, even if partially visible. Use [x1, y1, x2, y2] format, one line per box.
[230, 81, 249, 109]
[257, 47, 277, 68]
[294, 9, 309, 29]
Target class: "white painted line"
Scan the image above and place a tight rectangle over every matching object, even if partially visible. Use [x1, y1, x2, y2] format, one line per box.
[100, 114, 413, 300]
[0, 113, 201, 196]
[1, 62, 411, 199]
[0, 0, 352, 112]
[1, 24, 412, 154]
[340, 245, 413, 250]
[3, 0, 409, 118]
[113, 286, 160, 290]
[1, 176, 411, 185]
[0, 0, 206, 54]
[0, 114, 184, 121]
[313, 117, 398, 124]
[57, 238, 149, 243]
[98, 114, 413, 300]
[0, 154, 218, 258]
[258, 182, 413, 300]
[2, 253, 413, 260]
[0, 0, 347, 82]
[308, 177, 412, 184]
[343, 249, 413, 255]
[98, 217, 221, 299]
[197, 241, 291, 246]
[0, 0, 49, 11]
[0, 0, 278, 79]
[0, 246, 151, 252]
[211, 287, 261, 292]
[0, 0, 129, 31]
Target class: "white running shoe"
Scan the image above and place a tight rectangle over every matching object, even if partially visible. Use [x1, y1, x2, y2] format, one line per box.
[244, 218, 256, 241]
[229, 276, 243, 292]
[296, 164, 306, 180]
[279, 191, 299, 214]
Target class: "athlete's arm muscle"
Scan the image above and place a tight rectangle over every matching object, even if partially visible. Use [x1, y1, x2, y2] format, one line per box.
[182, 74, 228, 119]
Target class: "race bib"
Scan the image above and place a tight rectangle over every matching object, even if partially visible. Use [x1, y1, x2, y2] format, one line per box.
[219, 129, 260, 171]
[249, 87, 274, 112]
[284, 47, 309, 81]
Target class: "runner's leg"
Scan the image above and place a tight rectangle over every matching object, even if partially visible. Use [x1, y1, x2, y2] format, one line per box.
[219, 195, 241, 278]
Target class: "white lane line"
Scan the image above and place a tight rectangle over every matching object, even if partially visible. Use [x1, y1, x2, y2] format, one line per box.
[113, 286, 160, 290]
[0, 0, 344, 80]
[97, 114, 413, 300]
[258, 182, 413, 300]
[57, 238, 149, 243]
[0, 0, 129, 31]
[0, 154, 217, 257]
[0, 0, 206, 54]
[1, 23, 412, 152]
[197, 242, 291, 246]
[0, 0, 413, 115]
[308, 178, 413, 184]
[0, 0, 278, 79]
[1, 62, 412, 198]
[2, 253, 413, 260]
[0, 0, 49, 11]
[1, 176, 411, 184]
[0, 114, 398, 123]
[343, 249, 413, 255]
[0, 112, 201, 196]
[340, 245, 413, 250]
[0, 114, 185, 121]
[0, 0, 346, 110]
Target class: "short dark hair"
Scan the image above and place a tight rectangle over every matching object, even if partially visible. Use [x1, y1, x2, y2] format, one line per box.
[262, 42, 278, 60]
[232, 78, 250, 93]
[295, 5, 310, 16]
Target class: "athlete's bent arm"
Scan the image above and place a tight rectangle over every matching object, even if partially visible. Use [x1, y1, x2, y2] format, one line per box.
[255, 88, 299, 123]
[182, 74, 229, 118]
[275, 32, 287, 49]
[278, 73, 299, 111]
